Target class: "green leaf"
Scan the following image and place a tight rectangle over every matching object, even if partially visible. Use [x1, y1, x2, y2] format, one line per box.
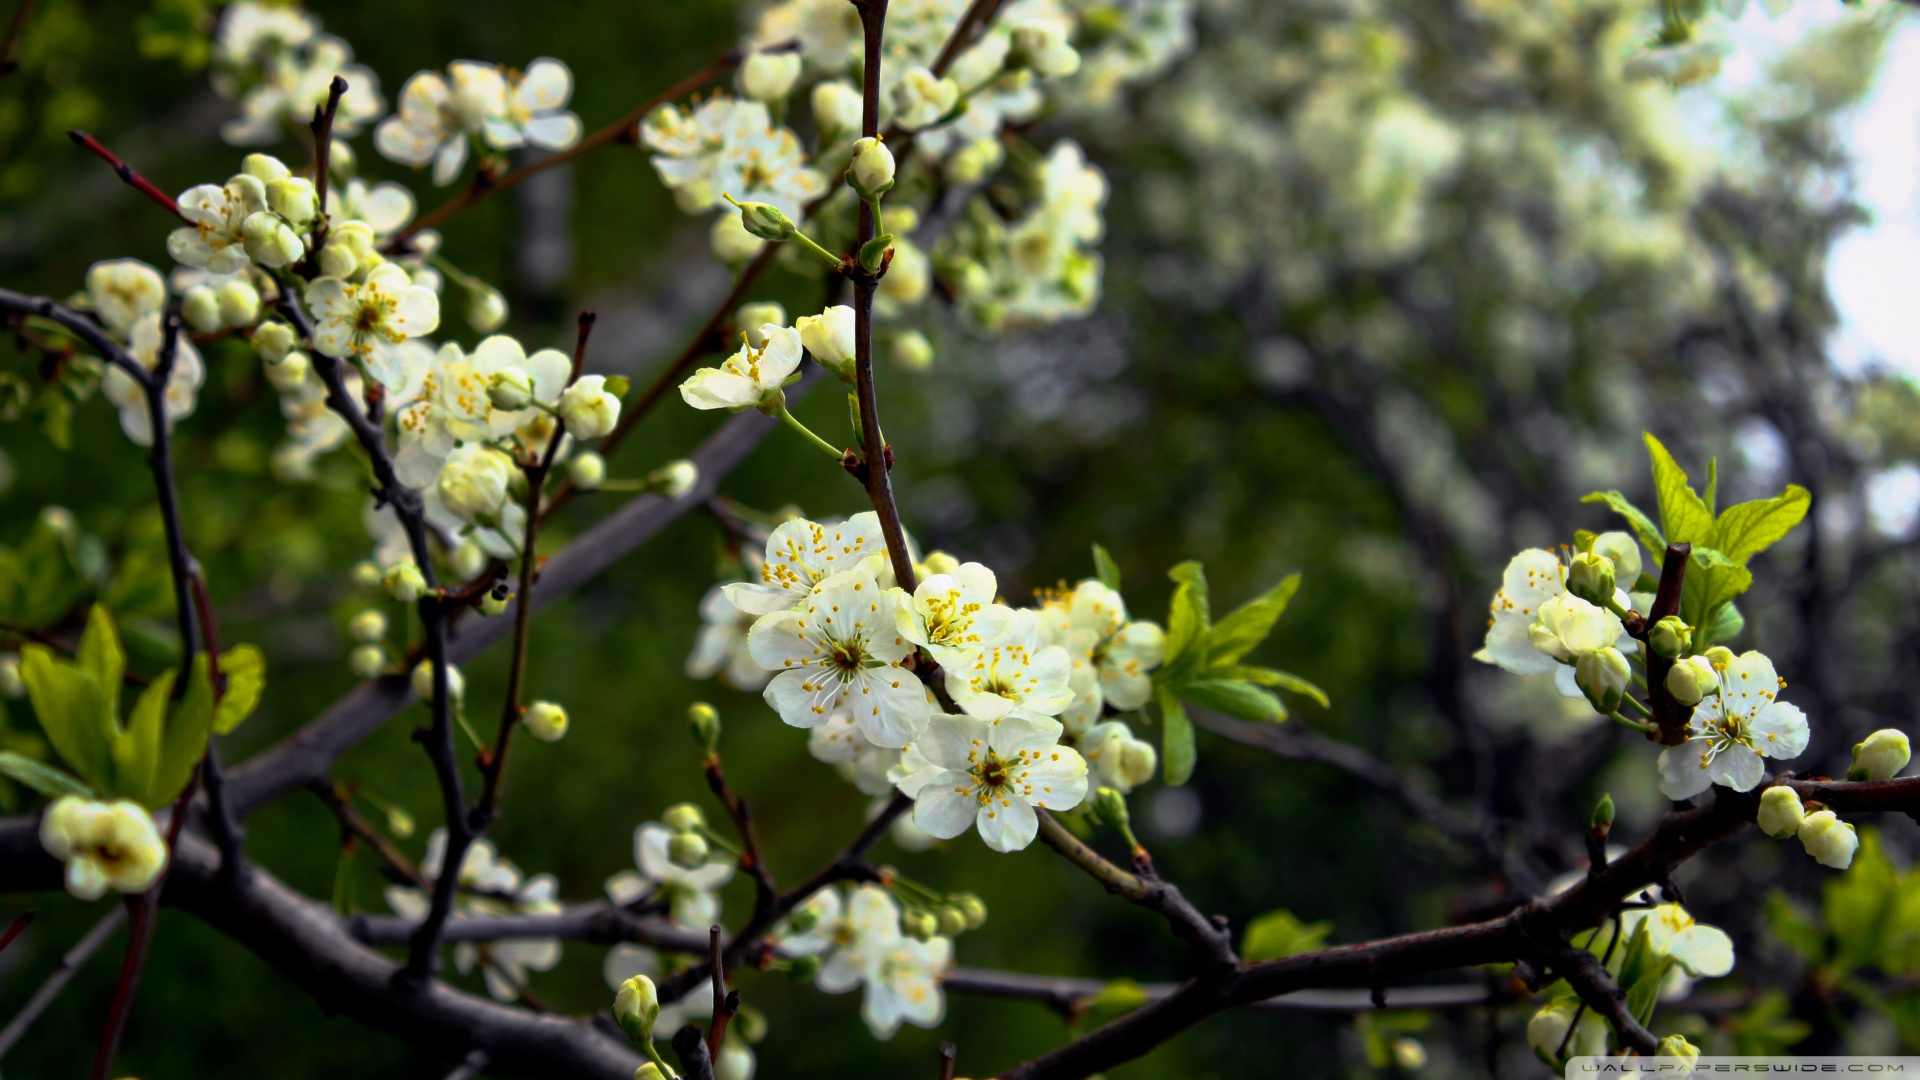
[1625, 958, 1673, 1027]
[1701, 601, 1745, 648]
[1090, 544, 1122, 593]
[1218, 665, 1330, 709]
[19, 647, 115, 793]
[213, 644, 266, 735]
[115, 668, 175, 804]
[1645, 433, 1716, 547]
[1082, 979, 1150, 1024]
[0, 750, 93, 799]
[1714, 486, 1811, 565]
[1158, 686, 1196, 786]
[1826, 827, 1901, 973]
[148, 656, 215, 808]
[1703, 456, 1719, 517]
[604, 375, 631, 399]
[1161, 561, 1211, 684]
[1241, 908, 1333, 961]
[75, 605, 125, 705]
[1180, 679, 1287, 723]
[1204, 573, 1300, 668]
[1580, 491, 1666, 557]
[1762, 892, 1826, 964]
[1682, 546, 1755, 627]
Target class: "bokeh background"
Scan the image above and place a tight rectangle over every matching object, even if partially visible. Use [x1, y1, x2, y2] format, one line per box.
[2, 0, 1920, 1076]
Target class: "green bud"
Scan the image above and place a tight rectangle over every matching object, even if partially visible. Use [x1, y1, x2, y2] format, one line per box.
[662, 802, 706, 834]
[858, 232, 894, 274]
[1648, 615, 1691, 658]
[1574, 646, 1630, 715]
[348, 644, 386, 679]
[477, 588, 510, 617]
[901, 908, 938, 941]
[1655, 1036, 1699, 1067]
[634, 1065, 666, 1080]
[1093, 787, 1130, 831]
[1757, 785, 1805, 838]
[724, 193, 796, 241]
[266, 176, 317, 226]
[935, 905, 968, 937]
[847, 136, 896, 198]
[1590, 793, 1614, 830]
[954, 892, 987, 929]
[382, 559, 428, 603]
[523, 700, 569, 743]
[182, 285, 222, 332]
[613, 974, 660, 1042]
[1665, 655, 1718, 706]
[668, 829, 710, 868]
[385, 805, 415, 839]
[1849, 728, 1911, 782]
[251, 320, 297, 362]
[1565, 550, 1616, 606]
[688, 702, 721, 754]
[241, 153, 291, 183]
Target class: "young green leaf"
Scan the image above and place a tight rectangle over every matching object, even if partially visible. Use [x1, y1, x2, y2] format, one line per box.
[0, 750, 94, 799]
[19, 647, 116, 794]
[605, 374, 631, 399]
[115, 667, 176, 804]
[1158, 685, 1196, 786]
[213, 644, 266, 735]
[1180, 679, 1287, 724]
[1241, 908, 1333, 961]
[1091, 543, 1122, 593]
[149, 655, 216, 809]
[1645, 434, 1717, 548]
[1700, 602, 1744, 648]
[1161, 561, 1211, 684]
[1205, 573, 1300, 668]
[1580, 490, 1666, 557]
[75, 605, 125, 704]
[1714, 486, 1812, 566]
[1625, 957, 1673, 1026]
[1219, 664, 1330, 708]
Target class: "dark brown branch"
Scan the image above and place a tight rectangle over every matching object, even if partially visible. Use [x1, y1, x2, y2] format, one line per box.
[1634, 542, 1693, 744]
[0, 287, 154, 387]
[0, 0, 35, 80]
[940, 967, 1499, 1015]
[671, 1023, 716, 1080]
[67, 130, 187, 222]
[348, 902, 708, 952]
[311, 779, 428, 892]
[304, 75, 349, 264]
[705, 925, 736, 1057]
[1034, 811, 1236, 968]
[703, 753, 777, 929]
[1533, 939, 1658, 1054]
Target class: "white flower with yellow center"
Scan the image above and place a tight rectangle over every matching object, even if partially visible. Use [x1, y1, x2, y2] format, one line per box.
[807, 710, 904, 795]
[679, 324, 805, 412]
[908, 711, 1088, 852]
[749, 570, 932, 748]
[167, 173, 269, 274]
[375, 61, 508, 185]
[1658, 651, 1808, 799]
[39, 796, 168, 901]
[481, 59, 582, 154]
[220, 35, 383, 147]
[305, 264, 441, 389]
[1622, 902, 1734, 978]
[606, 822, 736, 927]
[687, 580, 772, 691]
[326, 177, 417, 239]
[861, 932, 952, 1040]
[101, 312, 205, 447]
[641, 97, 824, 219]
[1036, 578, 1163, 732]
[746, 0, 862, 71]
[85, 259, 166, 335]
[392, 336, 569, 487]
[895, 561, 1015, 667]
[723, 511, 887, 615]
[947, 610, 1076, 725]
[384, 830, 562, 1001]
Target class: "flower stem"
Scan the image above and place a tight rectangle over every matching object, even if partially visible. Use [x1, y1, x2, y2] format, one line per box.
[773, 398, 846, 460]
[1609, 710, 1655, 735]
[790, 229, 845, 270]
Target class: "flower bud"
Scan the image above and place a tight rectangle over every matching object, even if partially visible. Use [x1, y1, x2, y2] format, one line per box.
[251, 320, 297, 362]
[383, 560, 428, 603]
[1799, 810, 1859, 869]
[558, 451, 604, 492]
[266, 176, 317, 225]
[1656, 1036, 1699, 1066]
[1527, 1001, 1604, 1066]
[217, 278, 262, 328]
[349, 644, 387, 678]
[1574, 646, 1630, 715]
[936, 905, 968, 936]
[385, 805, 414, 838]
[182, 284, 223, 332]
[662, 802, 706, 834]
[891, 329, 934, 372]
[1565, 550, 1616, 606]
[1757, 785, 1805, 839]
[1593, 530, 1642, 585]
[812, 80, 862, 139]
[1665, 655, 1718, 705]
[559, 375, 622, 439]
[466, 284, 508, 333]
[477, 589, 510, 617]
[1590, 792, 1615, 830]
[524, 700, 568, 743]
[488, 367, 535, 411]
[266, 350, 309, 391]
[741, 49, 802, 102]
[797, 305, 856, 380]
[0, 653, 22, 698]
[448, 538, 488, 582]
[241, 212, 304, 268]
[329, 139, 355, 174]
[410, 660, 464, 706]
[1092, 787, 1129, 831]
[724, 195, 796, 242]
[1849, 729, 1910, 782]
[1116, 738, 1158, 789]
[1704, 645, 1735, 669]
[667, 829, 709, 868]
[634, 1066, 666, 1080]
[709, 212, 766, 265]
[614, 974, 661, 1042]
[847, 136, 896, 198]
[1648, 615, 1691, 659]
[242, 153, 291, 183]
[954, 892, 987, 929]
[688, 701, 721, 753]
[901, 908, 938, 941]
[648, 459, 698, 499]
[1011, 25, 1081, 76]
[349, 609, 388, 643]
[350, 560, 383, 588]
[317, 240, 358, 279]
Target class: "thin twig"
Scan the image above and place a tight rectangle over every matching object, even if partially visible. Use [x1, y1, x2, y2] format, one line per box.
[0, 0, 38, 80]
[937, 1041, 958, 1080]
[304, 75, 349, 269]
[310, 779, 428, 891]
[706, 925, 737, 1057]
[0, 906, 126, 1060]
[67, 131, 187, 222]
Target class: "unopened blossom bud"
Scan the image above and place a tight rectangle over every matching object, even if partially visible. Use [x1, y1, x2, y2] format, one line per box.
[797, 305, 856, 380]
[467, 284, 508, 333]
[1849, 729, 1910, 782]
[182, 285, 223, 332]
[1648, 615, 1691, 659]
[438, 450, 512, 525]
[1116, 738, 1158, 789]
[217, 278, 261, 328]
[385, 805, 414, 838]
[1574, 646, 1630, 715]
[488, 367, 535, 411]
[266, 176, 317, 225]
[477, 589, 510, 617]
[1799, 810, 1859, 869]
[812, 80, 862, 139]
[1757, 785, 1805, 839]
[1666, 655, 1718, 705]
[1655, 1035, 1699, 1066]
[522, 700, 568, 742]
[890, 66, 959, 130]
[709, 212, 765, 265]
[648, 459, 698, 498]
[741, 49, 802, 102]
[448, 538, 488, 582]
[936, 905, 968, 936]
[662, 802, 706, 834]
[734, 303, 786, 347]
[724, 195, 796, 242]
[847, 137, 896, 198]
[241, 211, 303, 268]
[688, 702, 721, 753]
[349, 644, 386, 678]
[634, 1066, 666, 1080]
[947, 136, 1004, 185]
[1565, 550, 1615, 606]
[317, 239, 358, 279]
[411, 660, 464, 706]
[667, 830, 709, 868]
[251, 320, 297, 362]
[1704, 645, 1735, 669]
[241, 153, 290, 183]
[348, 609, 387, 643]
[0, 653, 23, 698]
[901, 908, 938, 941]
[568, 451, 606, 491]
[1011, 25, 1081, 77]
[1093, 787, 1130, 832]
[955, 892, 987, 929]
[383, 560, 428, 602]
[614, 974, 660, 1042]
[1527, 1001, 1603, 1065]
[350, 560, 384, 589]
[329, 140, 355, 174]
[891, 329, 934, 372]
[559, 375, 622, 439]
[266, 350, 309, 391]
[1590, 792, 1614, 830]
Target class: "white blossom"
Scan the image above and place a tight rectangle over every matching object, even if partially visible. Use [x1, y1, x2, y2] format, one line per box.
[85, 259, 166, 334]
[305, 265, 441, 390]
[947, 609, 1076, 725]
[1622, 902, 1734, 978]
[1657, 651, 1808, 799]
[907, 711, 1087, 852]
[101, 313, 205, 447]
[679, 324, 804, 411]
[807, 711, 904, 795]
[168, 174, 268, 274]
[895, 561, 1016, 667]
[688, 580, 772, 690]
[39, 796, 168, 901]
[640, 97, 825, 219]
[1035, 578, 1163, 732]
[1079, 720, 1158, 793]
[385, 831, 561, 1001]
[748, 569, 933, 748]
[218, 34, 383, 147]
[723, 511, 888, 615]
[617, 822, 736, 927]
